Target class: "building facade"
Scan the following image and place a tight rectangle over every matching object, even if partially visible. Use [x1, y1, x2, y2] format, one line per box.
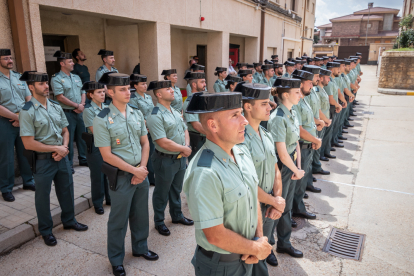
[402, 0, 414, 17]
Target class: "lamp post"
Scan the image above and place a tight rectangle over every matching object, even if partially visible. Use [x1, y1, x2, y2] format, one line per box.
[365, 2, 374, 46]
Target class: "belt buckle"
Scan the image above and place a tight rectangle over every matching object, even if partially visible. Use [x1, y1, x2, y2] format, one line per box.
[293, 152, 297, 161]
[177, 154, 182, 159]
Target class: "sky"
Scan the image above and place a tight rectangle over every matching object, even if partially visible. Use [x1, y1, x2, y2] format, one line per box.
[315, 0, 404, 28]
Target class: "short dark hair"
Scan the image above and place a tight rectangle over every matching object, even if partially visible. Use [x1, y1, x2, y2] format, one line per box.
[130, 82, 138, 88]
[72, 48, 80, 62]
[107, 85, 116, 92]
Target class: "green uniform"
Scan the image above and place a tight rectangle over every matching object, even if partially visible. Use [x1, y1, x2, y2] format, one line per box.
[171, 86, 183, 112]
[183, 139, 259, 276]
[267, 104, 300, 249]
[282, 72, 291, 78]
[93, 102, 149, 266]
[213, 79, 228, 92]
[253, 72, 263, 83]
[329, 76, 342, 145]
[0, 70, 34, 193]
[333, 76, 345, 141]
[356, 63, 361, 75]
[258, 77, 275, 102]
[310, 86, 327, 176]
[183, 96, 206, 161]
[147, 103, 187, 226]
[71, 63, 90, 84]
[50, 71, 87, 167]
[95, 65, 118, 82]
[321, 64, 327, 69]
[243, 124, 277, 276]
[319, 83, 335, 158]
[19, 97, 76, 236]
[186, 83, 207, 97]
[82, 101, 110, 208]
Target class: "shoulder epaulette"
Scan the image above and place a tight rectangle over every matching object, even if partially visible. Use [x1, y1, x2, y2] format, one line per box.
[259, 125, 269, 133]
[151, 106, 159, 115]
[186, 96, 193, 101]
[113, 67, 118, 71]
[22, 101, 33, 111]
[51, 74, 56, 78]
[98, 67, 103, 71]
[84, 102, 92, 109]
[128, 103, 139, 109]
[315, 87, 319, 92]
[215, 80, 219, 84]
[276, 108, 284, 117]
[197, 149, 215, 168]
[49, 99, 59, 105]
[12, 70, 21, 75]
[130, 93, 136, 98]
[98, 108, 110, 118]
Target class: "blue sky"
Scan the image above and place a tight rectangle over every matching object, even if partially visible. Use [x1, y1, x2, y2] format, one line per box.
[315, 0, 404, 27]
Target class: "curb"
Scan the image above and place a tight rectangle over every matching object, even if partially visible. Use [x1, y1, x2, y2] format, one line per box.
[0, 192, 93, 255]
[378, 88, 414, 95]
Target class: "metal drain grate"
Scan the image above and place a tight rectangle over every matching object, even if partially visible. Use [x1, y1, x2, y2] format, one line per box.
[363, 111, 374, 115]
[322, 227, 365, 261]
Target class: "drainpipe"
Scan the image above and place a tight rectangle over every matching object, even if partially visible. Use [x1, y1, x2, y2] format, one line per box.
[301, 0, 307, 56]
[260, 6, 265, 62]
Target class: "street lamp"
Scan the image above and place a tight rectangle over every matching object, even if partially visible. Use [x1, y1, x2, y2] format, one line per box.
[365, 2, 374, 46]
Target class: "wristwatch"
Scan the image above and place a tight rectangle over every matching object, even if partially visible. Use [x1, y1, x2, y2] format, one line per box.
[188, 145, 192, 150]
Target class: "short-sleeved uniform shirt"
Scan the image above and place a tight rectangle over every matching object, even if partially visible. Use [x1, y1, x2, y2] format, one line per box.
[83, 101, 107, 134]
[129, 92, 154, 120]
[293, 98, 317, 143]
[268, 103, 300, 155]
[71, 63, 90, 84]
[258, 77, 275, 102]
[326, 76, 339, 102]
[95, 65, 118, 82]
[304, 87, 321, 119]
[333, 76, 344, 99]
[171, 86, 183, 112]
[243, 124, 277, 194]
[356, 63, 361, 75]
[282, 72, 291, 78]
[317, 86, 330, 119]
[0, 70, 31, 113]
[183, 139, 259, 254]
[50, 71, 85, 110]
[253, 72, 263, 83]
[93, 103, 147, 166]
[213, 79, 227, 93]
[147, 103, 187, 154]
[19, 97, 69, 148]
[182, 96, 205, 137]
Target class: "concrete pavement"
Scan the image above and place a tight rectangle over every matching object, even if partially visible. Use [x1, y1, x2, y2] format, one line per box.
[0, 65, 413, 275]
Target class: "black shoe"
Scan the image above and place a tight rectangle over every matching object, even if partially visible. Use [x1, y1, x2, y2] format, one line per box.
[348, 118, 354, 121]
[291, 219, 297, 228]
[306, 186, 322, 193]
[338, 140, 343, 143]
[266, 251, 278, 267]
[172, 217, 194, 226]
[276, 246, 303, 258]
[42, 233, 57, 246]
[320, 156, 329, 162]
[106, 201, 111, 206]
[333, 143, 344, 148]
[133, 250, 159, 261]
[71, 167, 75, 174]
[344, 123, 354, 128]
[293, 211, 317, 220]
[2, 192, 15, 202]
[303, 193, 309, 199]
[313, 169, 330, 175]
[350, 113, 357, 116]
[23, 185, 36, 191]
[150, 182, 155, 186]
[342, 130, 348, 134]
[112, 265, 126, 276]
[324, 153, 336, 159]
[95, 207, 104, 215]
[343, 126, 348, 129]
[63, 222, 88, 231]
[313, 177, 317, 182]
[79, 161, 88, 167]
[155, 224, 171, 236]
[338, 136, 347, 140]
[330, 148, 336, 151]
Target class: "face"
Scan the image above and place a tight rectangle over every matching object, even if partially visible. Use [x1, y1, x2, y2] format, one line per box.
[266, 68, 275, 77]
[156, 87, 174, 102]
[240, 66, 247, 70]
[345, 65, 350, 73]
[60, 59, 74, 71]
[320, 75, 330, 86]
[30, 82, 49, 97]
[0, 56, 13, 69]
[208, 108, 248, 145]
[351, 63, 356, 69]
[243, 74, 253, 83]
[108, 85, 130, 104]
[312, 74, 320, 86]
[340, 64, 345, 73]
[333, 67, 340, 77]
[295, 64, 301, 70]
[192, 79, 206, 92]
[77, 51, 86, 61]
[229, 59, 233, 66]
[194, 57, 199, 63]
[230, 82, 237, 91]
[219, 71, 228, 79]
[283, 88, 301, 105]
[301, 80, 313, 95]
[104, 56, 115, 66]
[256, 67, 262, 73]
[244, 99, 271, 122]
[134, 82, 147, 93]
[168, 73, 178, 84]
[91, 88, 105, 103]
[277, 67, 283, 75]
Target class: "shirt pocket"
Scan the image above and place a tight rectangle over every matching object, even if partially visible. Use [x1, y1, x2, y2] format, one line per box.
[224, 184, 248, 221]
[0, 87, 11, 102]
[34, 117, 48, 128]
[109, 125, 128, 148]
[251, 152, 265, 167]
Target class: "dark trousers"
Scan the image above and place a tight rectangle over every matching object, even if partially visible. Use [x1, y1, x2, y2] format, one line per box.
[0, 117, 34, 193]
[107, 174, 149, 266]
[64, 111, 87, 166]
[33, 157, 76, 236]
[86, 144, 110, 208]
[292, 147, 314, 214]
[322, 112, 337, 156]
[147, 133, 155, 184]
[331, 109, 342, 144]
[189, 132, 206, 162]
[152, 154, 186, 226]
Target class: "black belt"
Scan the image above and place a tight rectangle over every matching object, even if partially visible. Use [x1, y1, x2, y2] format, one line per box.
[155, 149, 181, 159]
[199, 246, 241, 262]
[35, 152, 53, 160]
[117, 163, 140, 176]
[63, 109, 78, 113]
[300, 143, 312, 150]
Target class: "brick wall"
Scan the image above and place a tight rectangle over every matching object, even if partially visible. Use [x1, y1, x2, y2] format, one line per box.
[379, 51, 414, 89]
[332, 21, 360, 36]
[360, 21, 379, 35]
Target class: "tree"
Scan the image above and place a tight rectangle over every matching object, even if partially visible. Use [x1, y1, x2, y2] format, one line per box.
[397, 15, 414, 48]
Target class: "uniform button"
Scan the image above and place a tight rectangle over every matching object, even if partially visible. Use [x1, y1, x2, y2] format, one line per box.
[251, 206, 252, 209]
[238, 193, 241, 196]
[252, 225, 254, 228]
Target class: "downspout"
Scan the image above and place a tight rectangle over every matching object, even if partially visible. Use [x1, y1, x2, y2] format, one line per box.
[260, 5, 265, 62]
[301, 0, 307, 56]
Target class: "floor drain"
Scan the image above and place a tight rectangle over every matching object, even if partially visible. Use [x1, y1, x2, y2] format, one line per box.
[292, 217, 306, 231]
[363, 111, 374, 115]
[322, 227, 365, 261]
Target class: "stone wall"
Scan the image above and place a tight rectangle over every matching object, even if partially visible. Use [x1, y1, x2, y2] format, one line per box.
[378, 51, 414, 90]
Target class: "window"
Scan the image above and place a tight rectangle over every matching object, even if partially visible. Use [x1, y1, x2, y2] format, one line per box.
[312, 3, 315, 14]
[375, 40, 381, 43]
[291, 0, 296, 11]
[306, 0, 310, 10]
[385, 40, 391, 43]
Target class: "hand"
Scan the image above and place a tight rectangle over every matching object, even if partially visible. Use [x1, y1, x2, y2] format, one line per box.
[181, 146, 192, 157]
[254, 237, 272, 260]
[327, 119, 332, 127]
[265, 206, 282, 220]
[350, 96, 355, 102]
[10, 119, 20, 127]
[52, 152, 63, 162]
[272, 196, 285, 213]
[312, 138, 322, 150]
[291, 169, 305, 180]
[77, 103, 85, 112]
[335, 105, 342, 113]
[316, 120, 324, 131]
[241, 254, 259, 264]
[55, 145, 69, 157]
[73, 108, 82, 114]
[342, 101, 347, 108]
[132, 166, 148, 184]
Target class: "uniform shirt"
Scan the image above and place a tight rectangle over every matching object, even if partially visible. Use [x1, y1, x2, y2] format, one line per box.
[147, 103, 187, 154]
[326, 77, 339, 102]
[282, 72, 291, 78]
[243, 124, 277, 194]
[356, 63, 361, 75]
[182, 96, 205, 137]
[321, 64, 327, 69]
[50, 71, 85, 110]
[0, 70, 31, 113]
[83, 101, 107, 134]
[183, 139, 259, 254]
[268, 103, 300, 155]
[343, 74, 351, 91]
[129, 92, 154, 120]
[71, 63, 90, 84]
[171, 86, 183, 112]
[258, 77, 275, 102]
[213, 79, 227, 92]
[304, 87, 321, 119]
[253, 72, 263, 83]
[95, 65, 118, 82]
[93, 103, 147, 166]
[19, 97, 69, 147]
[293, 98, 317, 142]
[317, 86, 330, 119]
[333, 76, 344, 98]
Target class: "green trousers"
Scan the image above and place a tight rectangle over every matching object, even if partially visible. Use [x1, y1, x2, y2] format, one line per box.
[147, 134, 155, 184]
[0, 117, 34, 193]
[311, 128, 326, 175]
[151, 154, 186, 226]
[322, 112, 337, 156]
[86, 143, 110, 208]
[292, 147, 314, 214]
[33, 156, 76, 236]
[192, 246, 253, 276]
[64, 111, 87, 166]
[107, 174, 149, 266]
[332, 108, 343, 144]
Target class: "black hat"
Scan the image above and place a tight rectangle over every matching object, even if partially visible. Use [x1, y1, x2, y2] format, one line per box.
[344, 60, 351, 66]
[356, 52, 362, 56]
[284, 61, 295, 67]
[349, 59, 357, 63]
[301, 60, 307, 64]
[302, 65, 321, 75]
[130, 74, 147, 82]
[307, 57, 313, 63]
[314, 57, 323, 61]
[240, 83, 271, 100]
[98, 49, 114, 56]
[301, 56, 308, 60]
[322, 56, 329, 60]
[238, 69, 253, 77]
[161, 69, 177, 75]
[185, 92, 242, 114]
[81, 81, 105, 91]
[319, 69, 332, 77]
[261, 64, 273, 70]
[253, 62, 262, 68]
[190, 64, 205, 71]
[0, 49, 11, 56]
[292, 70, 314, 81]
[271, 55, 278, 59]
[294, 60, 301, 64]
[273, 63, 284, 68]
[19, 71, 48, 82]
[215, 67, 227, 72]
[147, 80, 172, 91]
[184, 72, 206, 80]
[296, 57, 302, 61]
[335, 59, 345, 64]
[332, 55, 337, 58]
[236, 62, 248, 69]
[98, 72, 130, 86]
[53, 51, 72, 59]
[263, 59, 273, 65]
[273, 78, 301, 89]
[225, 75, 242, 83]
[326, 62, 340, 68]
[247, 64, 254, 69]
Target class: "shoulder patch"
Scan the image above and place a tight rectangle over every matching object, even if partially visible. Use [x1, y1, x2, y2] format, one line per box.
[22, 101, 33, 111]
[49, 99, 59, 105]
[12, 70, 21, 75]
[97, 108, 110, 118]
[315, 87, 319, 92]
[276, 108, 284, 117]
[84, 102, 92, 109]
[130, 93, 136, 98]
[151, 106, 159, 115]
[51, 74, 56, 78]
[186, 96, 193, 102]
[215, 80, 219, 84]
[128, 103, 139, 109]
[197, 149, 215, 168]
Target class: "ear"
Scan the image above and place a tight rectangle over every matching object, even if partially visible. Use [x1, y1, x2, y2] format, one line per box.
[107, 87, 115, 97]
[207, 118, 218, 133]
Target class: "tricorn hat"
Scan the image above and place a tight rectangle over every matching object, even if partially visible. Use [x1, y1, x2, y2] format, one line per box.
[284, 61, 295, 67]
[98, 49, 114, 56]
[302, 65, 321, 75]
[292, 70, 314, 81]
[225, 75, 242, 83]
[190, 64, 205, 71]
[356, 52, 362, 56]
[261, 64, 273, 70]
[184, 72, 205, 80]
[253, 62, 262, 68]
[98, 72, 130, 86]
[215, 67, 227, 72]
[273, 63, 284, 68]
[238, 69, 253, 77]
[240, 83, 270, 100]
[53, 51, 72, 59]
[271, 55, 278, 59]
[326, 62, 340, 68]
[147, 80, 172, 91]
[0, 49, 11, 56]
[161, 69, 177, 75]
[130, 74, 147, 83]
[273, 78, 301, 89]
[319, 69, 332, 77]
[335, 59, 345, 64]
[82, 81, 105, 91]
[185, 92, 243, 114]
[263, 59, 273, 65]
[236, 62, 248, 69]
[19, 71, 49, 82]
